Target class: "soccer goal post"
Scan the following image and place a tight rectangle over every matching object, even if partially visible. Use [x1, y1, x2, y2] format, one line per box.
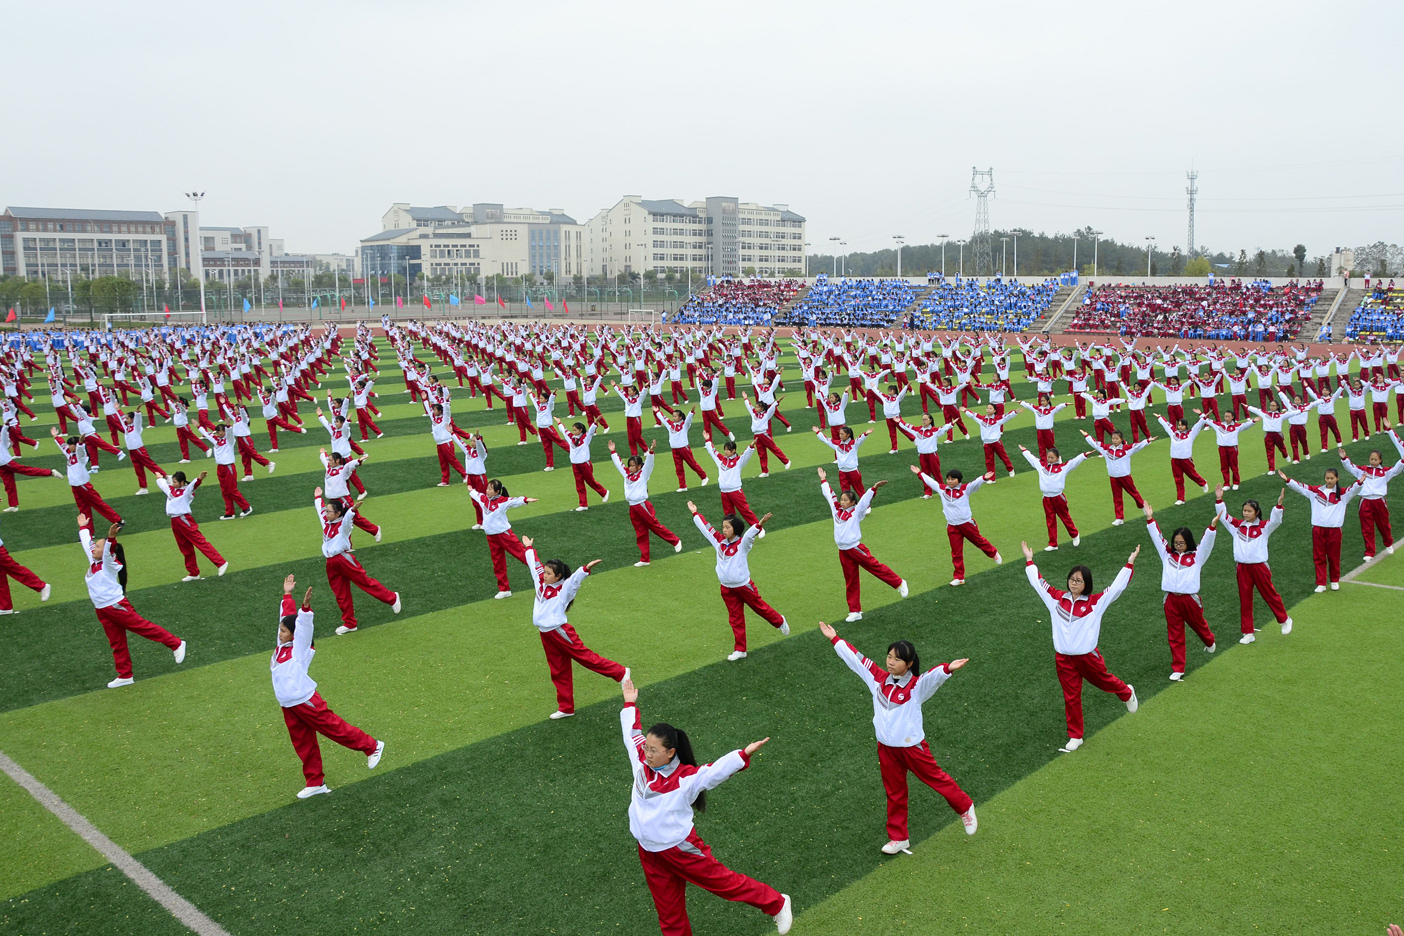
[103, 310, 207, 329]
[626, 308, 657, 326]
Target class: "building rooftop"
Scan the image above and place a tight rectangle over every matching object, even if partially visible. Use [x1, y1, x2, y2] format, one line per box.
[406, 206, 465, 222]
[640, 199, 698, 219]
[5, 206, 166, 222]
[361, 228, 419, 243]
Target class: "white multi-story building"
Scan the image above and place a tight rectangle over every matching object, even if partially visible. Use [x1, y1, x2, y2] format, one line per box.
[586, 196, 806, 279]
[2, 206, 177, 281]
[363, 203, 584, 285]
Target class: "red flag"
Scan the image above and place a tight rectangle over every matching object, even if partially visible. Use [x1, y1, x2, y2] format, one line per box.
[422, 294, 431, 309]
[279, 298, 284, 310]
[562, 300, 569, 314]
[497, 296, 506, 309]
[340, 297, 346, 311]
[163, 303, 170, 314]
[4, 309, 14, 323]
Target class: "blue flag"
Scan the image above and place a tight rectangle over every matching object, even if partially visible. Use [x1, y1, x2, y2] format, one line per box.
[449, 294, 460, 306]
[369, 296, 375, 309]
[44, 308, 55, 323]
[525, 295, 534, 309]
[243, 298, 251, 313]
[312, 298, 319, 309]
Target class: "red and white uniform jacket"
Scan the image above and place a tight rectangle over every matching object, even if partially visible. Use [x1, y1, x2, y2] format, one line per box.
[320, 455, 363, 500]
[704, 442, 752, 493]
[468, 491, 526, 535]
[1341, 451, 1404, 500]
[156, 475, 204, 517]
[898, 419, 954, 453]
[1146, 518, 1216, 594]
[563, 425, 596, 464]
[455, 436, 487, 475]
[1020, 401, 1066, 430]
[1156, 416, 1206, 459]
[693, 512, 760, 587]
[1021, 451, 1088, 497]
[611, 451, 655, 505]
[1214, 501, 1284, 564]
[1207, 418, 1252, 447]
[200, 429, 236, 465]
[1024, 560, 1135, 655]
[1285, 479, 1360, 528]
[919, 473, 985, 526]
[271, 595, 317, 708]
[315, 497, 356, 558]
[525, 547, 591, 633]
[964, 410, 1015, 445]
[816, 432, 867, 470]
[423, 401, 453, 444]
[820, 481, 875, 550]
[1086, 438, 1149, 478]
[58, 441, 92, 486]
[621, 703, 750, 853]
[79, 528, 125, 610]
[830, 635, 953, 747]
[662, 411, 694, 450]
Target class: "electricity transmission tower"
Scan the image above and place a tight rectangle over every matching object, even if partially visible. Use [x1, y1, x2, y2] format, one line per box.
[970, 167, 995, 276]
[1186, 169, 1199, 257]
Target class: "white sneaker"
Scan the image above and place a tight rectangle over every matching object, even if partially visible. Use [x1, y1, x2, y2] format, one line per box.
[178, 459, 190, 464]
[239, 507, 253, 518]
[1389, 545, 1396, 555]
[779, 617, 790, 636]
[1008, 470, 1016, 477]
[217, 562, 229, 576]
[242, 475, 255, 482]
[270, 448, 279, 453]
[134, 488, 148, 496]
[1044, 545, 1059, 552]
[471, 524, 482, 531]
[950, 578, 965, 587]
[674, 541, 683, 553]
[1112, 518, 1124, 526]
[1126, 685, 1138, 713]
[898, 579, 909, 598]
[844, 611, 863, 623]
[543, 466, 554, 472]
[1239, 633, 1255, 644]
[107, 676, 134, 688]
[436, 482, 450, 487]
[1205, 643, 1216, 653]
[880, 839, 910, 855]
[634, 560, 650, 567]
[335, 625, 357, 635]
[1059, 737, 1083, 753]
[758, 472, 769, 478]
[1072, 535, 1081, 547]
[367, 740, 384, 769]
[494, 590, 512, 599]
[728, 433, 736, 442]
[786, 425, 792, 433]
[1330, 582, 1339, 591]
[374, 529, 382, 542]
[181, 575, 201, 582]
[727, 650, 748, 662]
[775, 893, 793, 934]
[601, 490, 610, 503]
[574, 506, 588, 512]
[357, 491, 367, 501]
[1202, 484, 1211, 493]
[1169, 672, 1184, 682]
[392, 593, 402, 613]
[993, 552, 1002, 564]
[39, 583, 50, 601]
[961, 804, 978, 835]
[700, 476, 709, 486]
[1175, 499, 1185, 506]
[267, 462, 275, 474]
[1281, 616, 1293, 635]
[296, 784, 330, 799]
[784, 461, 792, 470]
[1232, 484, 1239, 490]
[676, 487, 687, 493]
[1314, 585, 1327, 593]
[172, 640, 186, 664]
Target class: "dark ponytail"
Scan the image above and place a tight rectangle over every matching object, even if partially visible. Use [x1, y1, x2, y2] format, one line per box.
[112, 541, 128, 591]
[648, 722, 705, 812]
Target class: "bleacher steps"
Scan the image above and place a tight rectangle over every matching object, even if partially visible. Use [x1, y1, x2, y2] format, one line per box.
[1330, 287, 1369, 341]
[1041, 284, 1084, 334]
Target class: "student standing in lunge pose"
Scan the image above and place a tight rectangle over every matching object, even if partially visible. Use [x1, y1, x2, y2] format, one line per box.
[617, 675, 792, 936]
[1080, 428, 1153, 526]
[1020, 540, 1140, 752]
[1142, 502, 1217, 682]
[689, 500, 787, 661]
[656, 407, 708, 492]
[1214, 484, 1291, 643]
[818, 620, 977, 854]
[1155, 414, 1210, 505]
[520, 536, 628, 719]
[1019, 443, 1093, 551]
[610, 440, 682, 567]
[1279, 466, 1360, 593]
[470, 479, 539, 599]
[704, 437, 762, 532]
[818, 467, 908, 622]
[78, 512, 185, 688]
[314, 486, 401, 635]
[557, 419, 611, 511]
[157, 470, 229, 582]
[271, 574, 384, 800]
[912, 464, 1000, 586]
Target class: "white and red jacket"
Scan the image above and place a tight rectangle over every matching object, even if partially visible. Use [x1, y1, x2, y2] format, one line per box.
[525, 547, 590, 633]
[898, 419, 954, 452]
[816, 431, 868, 470]
[271, 594, 317, 708]
[320, 454, 363, 500]
[1207, 418, 1253, 447]
[1285, 479, 1360, 528]
[621, 703, 751, 853]
[1146, 518, 1216, 594]
[1025, 560, 1135, 655]
[1021, 451, 1089, 496]
[963, 409, 1016, 444]
[1156, 415, 1206, 459]
[662, 411, 695, 450]
[821, 481, 875, 550]
[200, 429, 236, 465]
[919, 473, 985, 526]
[315, 497, 356, 557]
[1020, 400, 1066, 430]
[469, 491, 527, 535]
[57, 441, 92, 486]
[1085, 437, 1149, 478]
[79, 528, 125, 609]
[423, 401, 453, 444]
[831, 635, 954, 747]
[563, 424, 596, 465]
[704, 442, 753, 492]
[1341, 444, 1404, 500]
[156, 475, 204, 517]
[1214, 500, 1284, 564]
[611, 451, 656, 505]
[693, 511, 760, 587]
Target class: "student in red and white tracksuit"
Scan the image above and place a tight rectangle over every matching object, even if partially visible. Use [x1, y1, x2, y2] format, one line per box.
[897, 414, 958, 495]
[0, 518, 49, 613]
[455, 433, 489, 528]
[1019, 444, 1090, 550]
[614, 383, 648, 456]
[819, 621, 976, 852]
[322, 450, 380, 538]
[469, 481, 538, 598]
[1339, 436, 1404, 558]
[171, 399, 210, 462]
[558, 420, 611, 509]
[1144, 506, 1217, 680]
[1200, 413, 1254, 490]
[1156, 415, 1210, 503]
[1021, 542, 1140, 751]
[1214, 487, 1290, 642]
[424, 400, 466, 486]
[657, 408, 708, 491]
[198, 424, 250, 518]
[1345, 379, 1369, 441]
[878, 383, 908, 452]
[915, 465, 1000, 585]
[697, 379, 730, 443]
[1020, 396, 1067, 461]
[530, 391, 570, 470]
[1079, 390, 1125, 443]
[1247, 401, 1289, 473]
[0, 428, 59, 511]
[610, 441, 682, 565]
[522, 541, 627, 718]
[78, 514, 183, 688]
[271, 577, 383, 799]
[819, 470, 908, 622]
[742, 393, 790, 476]
[704, 439, 761, 529]
[1281, 469, 1361, 591]
[813, 425, 871, 495]
[690, 503, 787, 661]
[963, 405, 1017, 481]
[119, 411, 167, 494]
[314, 489, 401, 635]
[52, 429, 122, 524]
[1081, 429, 1152, 524]
[157, 470, 228, 581]
[618, 679, 792, 936]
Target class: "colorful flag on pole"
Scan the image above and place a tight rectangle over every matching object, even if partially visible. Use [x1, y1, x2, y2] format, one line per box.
[163, 303, 170, 314]
[525, 295, 533, 309]
[449, 295, 460, 306]
[396, 296, 403, 308]
[369, 296, 375, 309]
[422, 294, 431, 309]
[312, 298, 319, 309]
[243, 298, 251, 313]
[497, 296, 506, 309]
[5, 309, 14, 323]
[563, 300, 570, 314]
[279, 298, 284, 310]
[474, 295, 485, 305]
[340, 297, 346, 311]
[545, 298, 554, 311]
[44, 308, 55, 323]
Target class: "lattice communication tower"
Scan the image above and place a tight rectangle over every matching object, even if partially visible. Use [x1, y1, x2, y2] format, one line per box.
[970, 167, 995, 276]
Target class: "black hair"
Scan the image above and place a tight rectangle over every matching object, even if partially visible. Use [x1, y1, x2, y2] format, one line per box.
[647, 722, 704, 811]
[722, 440, 737, 453]
[178, 396, 189, 406]
[887, 639, 920, 676]
[488, 478, 508, 497]
[626, 455, 644, 470]
[66, 436, 80, 446]
[1170, 526, 1197, 552]
[325, 498, 346, 519]
[329, 451, 345, 465]
[839, 425, 854, 441]
[572, 422, 585, 434]
[543, 558, 571, 580]
[112, 541, 128, 591]
[1046, 445, 1061, 459]
[171, 471, 188, 484]
[838, 488, 858, 506]
[945, 467, 964, 483]
[720, 513, 743, 538]
[1241, 498, 1262, 520]
[279, 613, 297, 637]
[1066, 564, 1093, 596]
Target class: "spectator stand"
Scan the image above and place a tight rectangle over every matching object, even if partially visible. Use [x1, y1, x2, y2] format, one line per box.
[907, 276, 1063, 333]
[1064, 278, 1324, 340]
[1344, 280, 1404, 341]
[668, 277, 805, 326]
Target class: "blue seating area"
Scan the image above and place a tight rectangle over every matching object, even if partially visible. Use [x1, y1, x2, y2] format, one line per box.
[909, 277, 1059, 332]
[1345, 285, 1404, 340]
[784, 275, 917, 327]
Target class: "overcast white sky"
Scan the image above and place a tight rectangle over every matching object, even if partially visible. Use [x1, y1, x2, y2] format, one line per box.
[4, 0, 1401, 259]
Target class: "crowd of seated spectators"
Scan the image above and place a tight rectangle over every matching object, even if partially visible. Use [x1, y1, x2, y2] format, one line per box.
[1065, 279, 1324, 340]
[1345, 280, 1404, 340]
[669, 277, 805, 325]
[784, 275, 918, 327]
[908, 276, 1060, 332]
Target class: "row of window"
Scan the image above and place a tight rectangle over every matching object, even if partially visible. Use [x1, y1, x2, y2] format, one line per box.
[13, 220, 167, 235]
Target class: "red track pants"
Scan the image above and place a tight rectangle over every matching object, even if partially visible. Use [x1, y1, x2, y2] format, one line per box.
[127, 447, 166, 489]
[947, 522, 997, 579]
[671, 447, 707, 488]
[1055, 648, 1131, 740]
[281, 691, 377, 787]
[753, 433, 788, 472]
[719, 581, 785, 652]
[539, 623, 626, 714]
[97, 599, 179, 678]
[629, 501, 679, 562]
[700, 408, 728, 442]
[1171, 457, 1207, 501]
[71, 482, 121, 524]
[1042, 494, 1078, 547]
[1235, 562, 1288, 633]
[237, 437, 269, 476]
[839, 544, 903, 613]
[838, 469, 865, 496]
[878, 740, 973, 841]
[177, 425, 209, 460]
[1108, 475, 1144, 520]
[983, 442, 1013, 476]
[0, 546, 44, 611]
[170, 515, 225, 577]
[1163, 593, 1215, 673]
[1359, 498, 1394, 557]
[1218, 446, 1240, 486]
[1311, 525, 1342, 586]
[215, 464, 249, 514]
[625, 416, 645, 456]
[488, 530, 530, 592]
[571, 461, 609, 506]
[0, 462, 52, 508]
[325, 552, 396, 631]
[436, 441, 467, 484]
[638, 829, 785, 936]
